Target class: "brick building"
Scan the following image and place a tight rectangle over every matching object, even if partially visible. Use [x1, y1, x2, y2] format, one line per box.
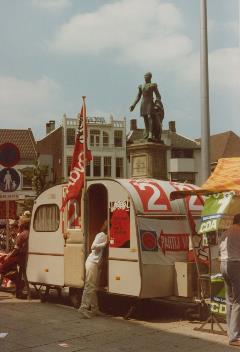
[0, 129, 37, 219]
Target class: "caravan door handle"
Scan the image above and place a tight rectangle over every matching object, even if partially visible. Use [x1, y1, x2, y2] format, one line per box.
[63, 232, 70, 240]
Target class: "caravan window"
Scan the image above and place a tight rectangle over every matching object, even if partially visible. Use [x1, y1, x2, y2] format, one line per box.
[33, 204, 60, 232]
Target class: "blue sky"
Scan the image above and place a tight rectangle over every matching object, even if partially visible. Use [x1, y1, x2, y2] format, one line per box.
[0, 0, 239, 140]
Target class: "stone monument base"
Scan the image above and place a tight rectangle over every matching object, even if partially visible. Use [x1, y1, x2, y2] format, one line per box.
[127, 142, 169, 179]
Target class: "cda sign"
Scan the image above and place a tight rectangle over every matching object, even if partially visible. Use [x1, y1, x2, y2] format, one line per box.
[198, 216, 233, 234]
[198, 192, 236, 234]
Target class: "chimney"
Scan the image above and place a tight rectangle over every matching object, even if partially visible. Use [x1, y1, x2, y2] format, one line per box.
[130, 119, 137, 131]
[168, 121, 176, 133]
[46, 120, 55, 134]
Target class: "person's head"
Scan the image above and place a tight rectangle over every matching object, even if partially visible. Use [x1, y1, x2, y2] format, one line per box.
[233, 213, 240, 225]
[144, 72, 152, 83]
[18, 215, 30, 231]
[100, 219, 108, 233]
[23, 210, 31, 218]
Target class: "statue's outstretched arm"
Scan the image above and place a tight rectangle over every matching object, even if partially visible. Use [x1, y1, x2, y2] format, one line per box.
[130, 86, 142, 111]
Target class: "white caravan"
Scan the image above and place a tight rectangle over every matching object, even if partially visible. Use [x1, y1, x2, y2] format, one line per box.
[26, 178, 203, 302]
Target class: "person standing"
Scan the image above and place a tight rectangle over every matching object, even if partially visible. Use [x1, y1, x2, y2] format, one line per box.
[78, 220, 108, 318]
[0, 214, 30, 297]
[219, 213, 240, 347]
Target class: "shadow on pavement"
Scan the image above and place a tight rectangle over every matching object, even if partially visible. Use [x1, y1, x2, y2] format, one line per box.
[0, 289, 233, 352]
[0, 298, 233, 352]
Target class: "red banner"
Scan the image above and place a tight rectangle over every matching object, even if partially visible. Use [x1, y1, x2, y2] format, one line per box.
[159, 231, 189, 254]
[61, 101, 92, 211]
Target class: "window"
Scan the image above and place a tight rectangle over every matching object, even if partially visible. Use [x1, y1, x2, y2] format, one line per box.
[93, 156, 101, 176]
[104, 157, 111, 177]
[171, 172, 195, 184]
[66, 156, 72, 176]
[33, 204, 60, 232]
[66, 128, 76, 145]
[21, 167, 34, 190]
[114, 130, 123, 147]
[171, 149, 193, 158]
[90, 130, 100, 147]
[116, 158, 124, 178]
[103, 132, 109, 146]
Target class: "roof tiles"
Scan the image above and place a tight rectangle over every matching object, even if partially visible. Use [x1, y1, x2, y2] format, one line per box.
[0, 129, 37, 160]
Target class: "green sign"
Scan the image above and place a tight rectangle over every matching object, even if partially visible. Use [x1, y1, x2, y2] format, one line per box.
[198, 191, 240, 234]
[210, 274, 226, 316]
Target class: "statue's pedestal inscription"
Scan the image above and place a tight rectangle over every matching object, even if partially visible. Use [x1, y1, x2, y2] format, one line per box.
[128, 142, 169, 179]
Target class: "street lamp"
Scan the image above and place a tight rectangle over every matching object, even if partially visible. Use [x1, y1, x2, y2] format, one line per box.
[200, 0, 211, 183]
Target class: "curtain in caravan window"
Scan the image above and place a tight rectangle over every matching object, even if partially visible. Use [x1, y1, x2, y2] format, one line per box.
[33, 204, 60, 232]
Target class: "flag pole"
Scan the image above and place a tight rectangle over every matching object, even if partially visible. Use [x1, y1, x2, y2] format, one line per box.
[81, 96, 88, 263]
[82, 96, 87, 192]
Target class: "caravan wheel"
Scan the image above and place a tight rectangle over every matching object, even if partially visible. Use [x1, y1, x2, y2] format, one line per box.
[40, 286, 50, 303]
[69, 287, 82, 309]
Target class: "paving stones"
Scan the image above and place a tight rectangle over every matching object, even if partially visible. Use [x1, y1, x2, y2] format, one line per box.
[0, 291, 236, 352]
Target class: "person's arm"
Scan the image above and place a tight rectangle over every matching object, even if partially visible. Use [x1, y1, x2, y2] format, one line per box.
[130, 85, 142, 111]
[4, 248, 17, 260]
[7, 232, 26, 258]
[91, 234, 108, 251]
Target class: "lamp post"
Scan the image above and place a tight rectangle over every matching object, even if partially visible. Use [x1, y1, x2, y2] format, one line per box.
[200, 0, 211, 183]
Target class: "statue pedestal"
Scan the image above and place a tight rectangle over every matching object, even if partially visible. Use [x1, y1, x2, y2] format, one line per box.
[127, 142, 169, 179]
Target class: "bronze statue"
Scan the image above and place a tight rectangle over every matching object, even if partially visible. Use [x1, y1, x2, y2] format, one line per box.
[130, 72, 164, 142]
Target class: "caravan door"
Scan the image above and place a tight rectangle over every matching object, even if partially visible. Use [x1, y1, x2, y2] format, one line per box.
[27, 185, 65, 286]
[63, 192, 85, 288]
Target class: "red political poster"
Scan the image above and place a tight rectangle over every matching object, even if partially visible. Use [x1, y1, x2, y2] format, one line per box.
[109, 201, 130, 248]
[159, 231, 189, 255]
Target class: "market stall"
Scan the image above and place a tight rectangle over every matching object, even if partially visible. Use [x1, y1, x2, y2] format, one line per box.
[170, 157, 240, 334]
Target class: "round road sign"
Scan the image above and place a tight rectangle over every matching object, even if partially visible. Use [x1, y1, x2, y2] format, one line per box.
[0, 168, 20, 192]
[0, 143, 20, 168]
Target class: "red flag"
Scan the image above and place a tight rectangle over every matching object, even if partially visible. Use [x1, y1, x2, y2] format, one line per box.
[61, 99, 92, 211]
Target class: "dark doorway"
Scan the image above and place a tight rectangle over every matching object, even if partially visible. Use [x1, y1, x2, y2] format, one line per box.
[87, 184, 108, 289]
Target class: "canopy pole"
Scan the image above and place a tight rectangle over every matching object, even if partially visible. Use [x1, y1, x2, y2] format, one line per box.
[183, 198, 204, 300]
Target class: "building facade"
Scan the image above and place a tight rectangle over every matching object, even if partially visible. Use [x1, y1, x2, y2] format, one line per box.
[37, 115, 127, 183]
[127, 120, 201, 185]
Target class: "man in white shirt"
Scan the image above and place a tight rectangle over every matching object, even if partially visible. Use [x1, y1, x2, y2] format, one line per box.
[79, 220, 108, 318]
[220, 213, 240, 347]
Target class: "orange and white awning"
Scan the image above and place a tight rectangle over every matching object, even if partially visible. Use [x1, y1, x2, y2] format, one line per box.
[170, 158, 240, 200]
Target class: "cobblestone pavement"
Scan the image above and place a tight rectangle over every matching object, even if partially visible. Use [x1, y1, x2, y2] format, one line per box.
[0, 291, 236, 352]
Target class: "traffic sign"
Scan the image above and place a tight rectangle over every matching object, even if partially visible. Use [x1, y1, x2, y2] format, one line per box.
[0, 168, 20, 192]
[0, 143, 20, 167]
[0, 193, 20, 200]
